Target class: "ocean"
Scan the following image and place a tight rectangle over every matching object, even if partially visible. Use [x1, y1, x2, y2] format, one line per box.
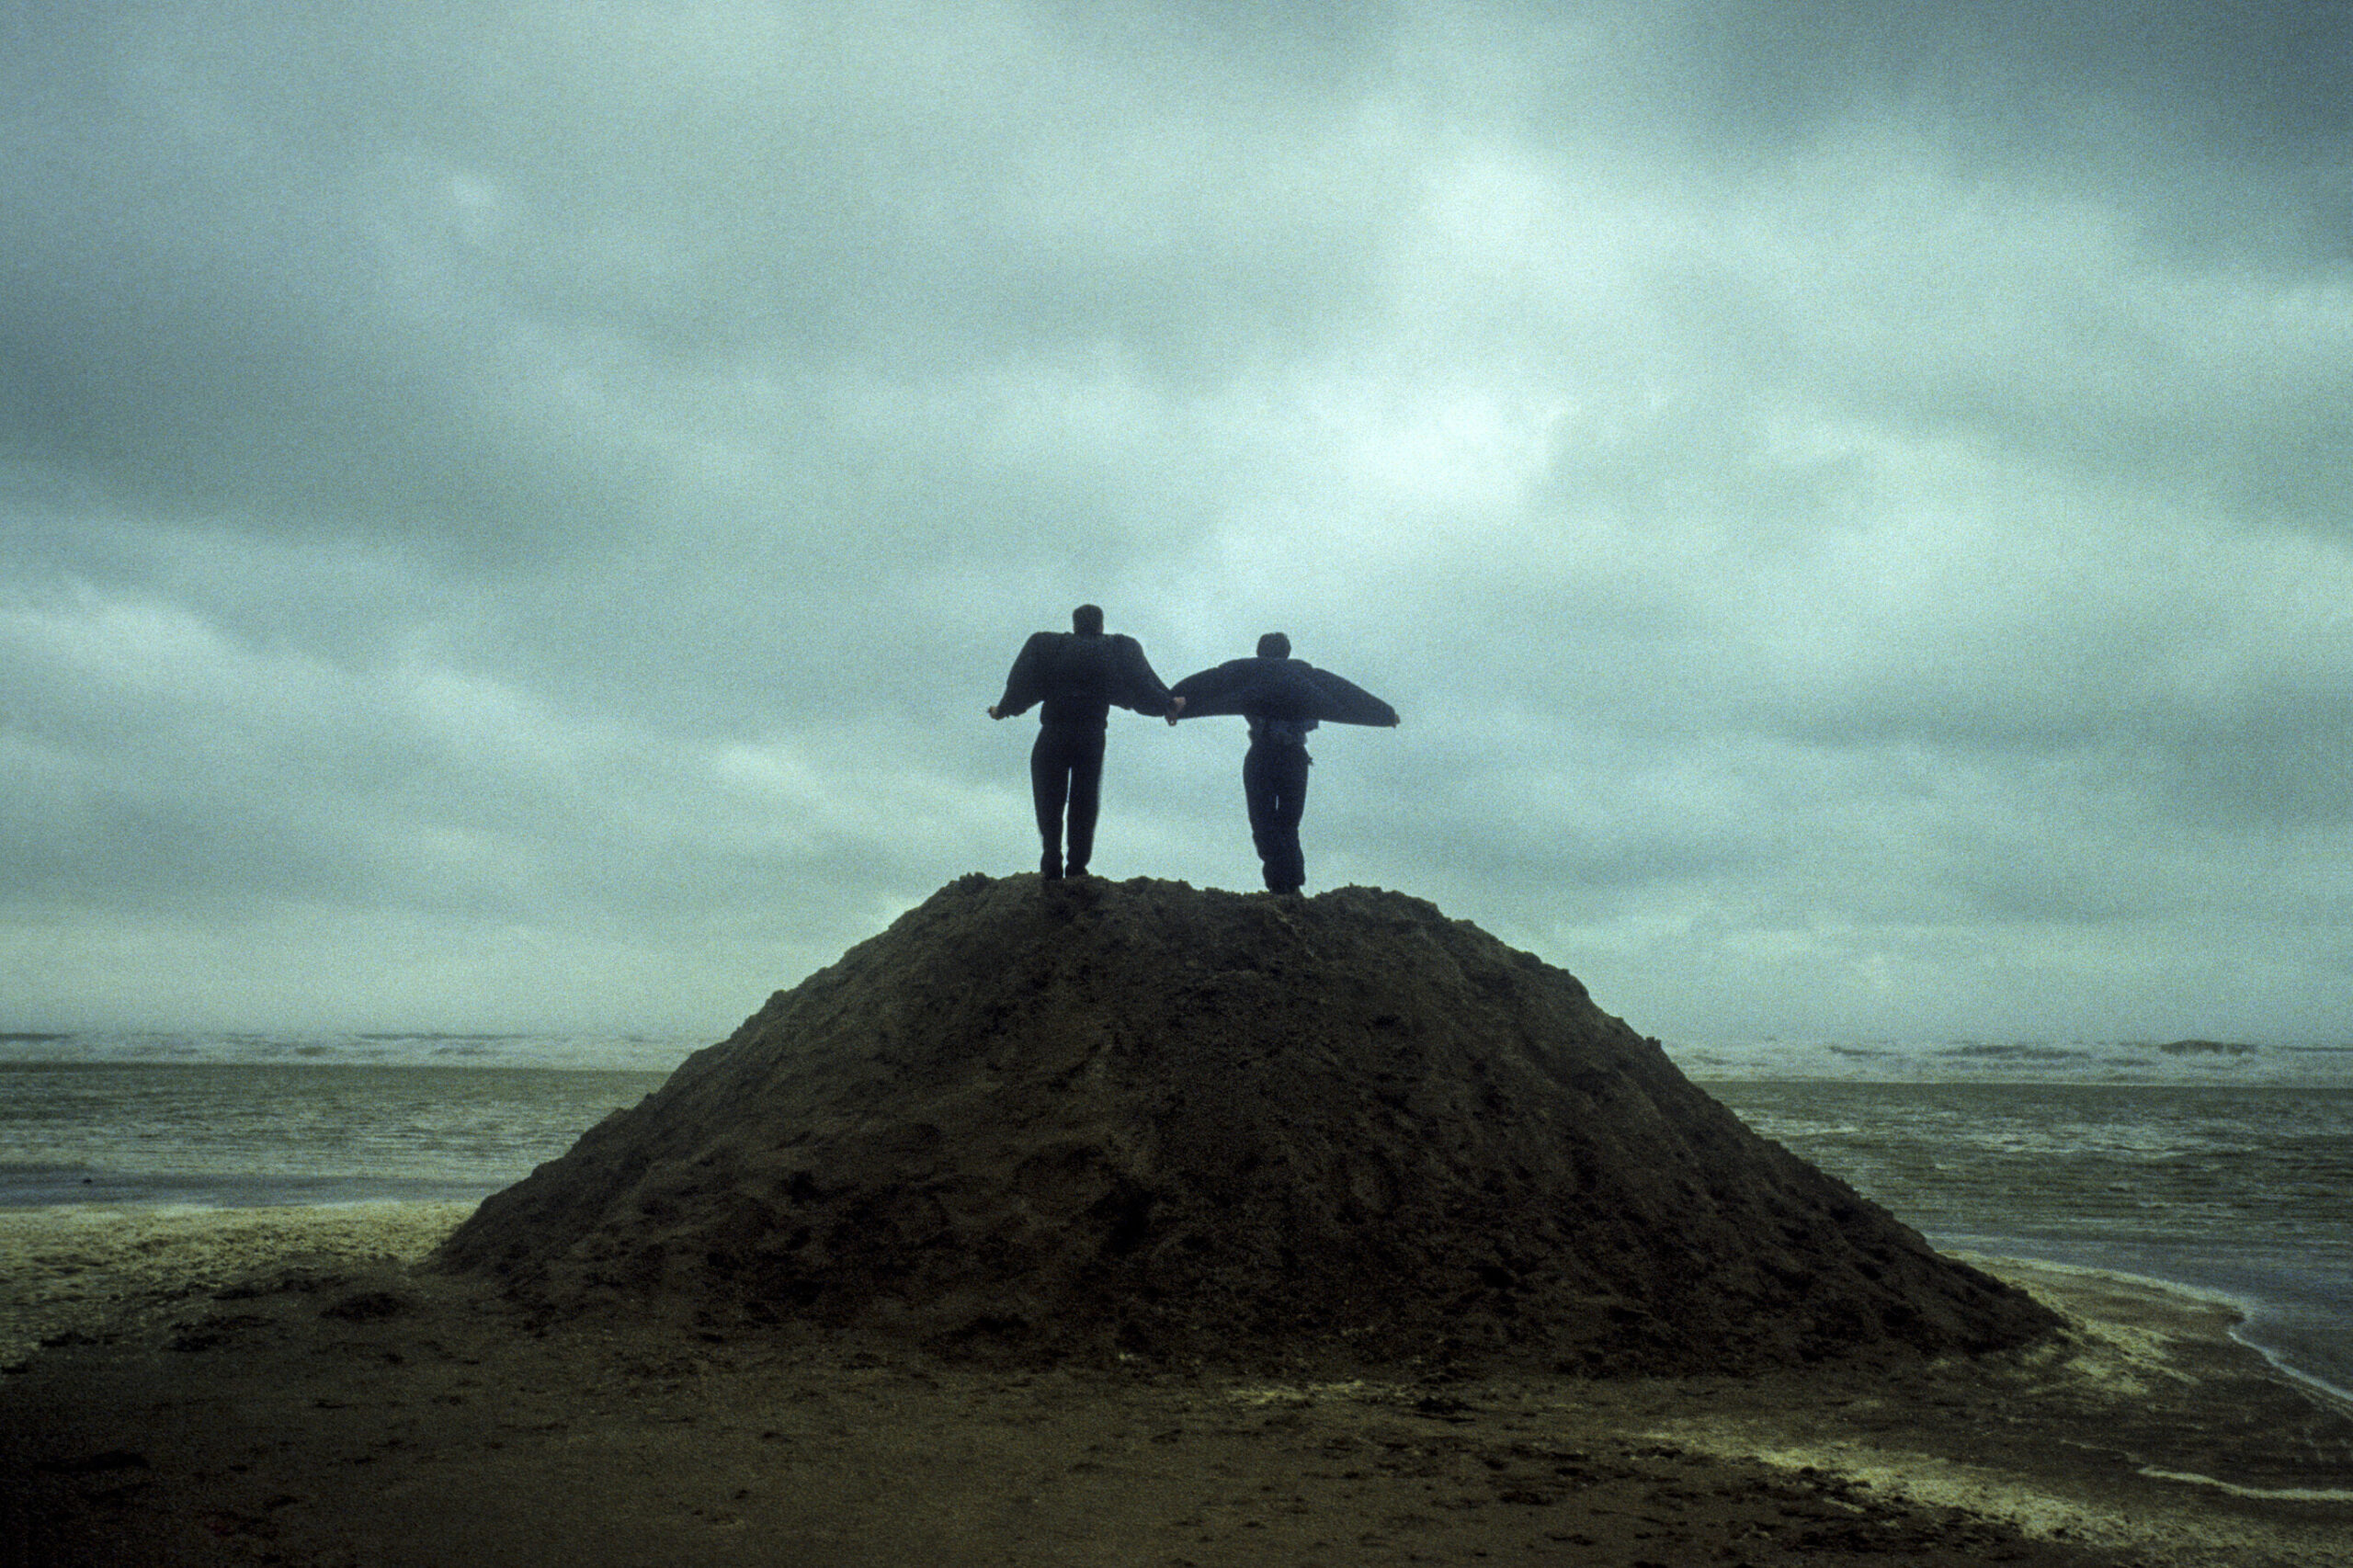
[3, 1028, 2347, 1398]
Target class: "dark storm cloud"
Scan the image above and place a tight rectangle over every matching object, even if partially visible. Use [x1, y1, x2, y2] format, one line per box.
[1661, 0, 2352, 171]
[0, 20, 667, 570]
[0, 0, 1421, 588]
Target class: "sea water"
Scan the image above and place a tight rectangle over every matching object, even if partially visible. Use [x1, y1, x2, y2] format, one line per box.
[0, 1031, 682, 1206]
[1685, 1034, 2353, 1402]
[2, 1028, 2347, 1397]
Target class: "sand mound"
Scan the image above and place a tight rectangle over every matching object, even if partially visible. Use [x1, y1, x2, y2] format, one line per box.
[437, 875, 2057, 1374]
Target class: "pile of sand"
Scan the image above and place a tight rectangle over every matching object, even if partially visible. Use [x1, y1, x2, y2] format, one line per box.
[438, 875, 2056, 1374]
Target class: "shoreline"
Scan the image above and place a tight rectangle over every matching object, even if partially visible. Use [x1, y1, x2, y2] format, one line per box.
[3, 1200, 2346, 1391]
[1953, 1251, 2353, 1418]
[10, 1199, 2347, 1405]
[5, 1205, 2351, 1566]
[1930, 1232, 2353, 1405]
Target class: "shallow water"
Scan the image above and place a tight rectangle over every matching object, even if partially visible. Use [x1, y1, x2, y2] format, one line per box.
[1704, 1080, 2353, 1401]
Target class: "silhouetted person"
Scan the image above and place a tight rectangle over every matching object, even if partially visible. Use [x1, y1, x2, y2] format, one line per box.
[1168, 632, 1397, 895]
[990, 605, 1176, 880]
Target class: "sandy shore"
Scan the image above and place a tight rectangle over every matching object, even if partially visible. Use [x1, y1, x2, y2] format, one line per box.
[4, 1204, 2349, 1567]
[0, 1201, 477, 1369]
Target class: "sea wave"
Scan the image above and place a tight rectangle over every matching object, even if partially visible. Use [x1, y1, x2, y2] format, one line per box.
[1681, 1034, 2353, 1087]
[0, 1031, 706, 1074]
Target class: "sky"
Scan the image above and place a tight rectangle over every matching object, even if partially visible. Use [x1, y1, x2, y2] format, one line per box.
[4, 1, 2351, 1048]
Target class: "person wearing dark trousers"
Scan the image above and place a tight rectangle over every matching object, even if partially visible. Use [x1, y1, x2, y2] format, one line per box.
[1243, 705, 1313, 895]
[989, 604, 1176, 880]
[1167, 631, 1398, 895]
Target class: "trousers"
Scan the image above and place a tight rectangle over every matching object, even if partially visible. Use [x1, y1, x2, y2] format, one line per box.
[1030, 722, 1107, 875]
[1242, 739, 1311, 893]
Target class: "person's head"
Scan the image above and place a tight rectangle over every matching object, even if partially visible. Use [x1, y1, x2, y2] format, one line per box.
[1072, 604, 1105, 636]
[1256, 631, 1290, 659]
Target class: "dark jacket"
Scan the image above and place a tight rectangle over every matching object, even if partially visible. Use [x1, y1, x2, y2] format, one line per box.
[1167, 654, 1398, 745]
[995, 631, 1174, 729]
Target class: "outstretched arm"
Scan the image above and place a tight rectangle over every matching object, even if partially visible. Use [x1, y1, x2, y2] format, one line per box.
[1164, 658, 1257, 721]
[1303, 665, 1400, 727]
[1109, 634, 1176, 719]
[992, 631, 1055, 720]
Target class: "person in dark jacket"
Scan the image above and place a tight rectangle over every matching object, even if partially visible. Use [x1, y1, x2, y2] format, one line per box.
[989, 604, 1177, 880]
[1167, 632, 1398, 895]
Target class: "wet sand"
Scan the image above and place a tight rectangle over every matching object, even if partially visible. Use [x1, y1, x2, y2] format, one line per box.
[3, 1204, 2349, 1567]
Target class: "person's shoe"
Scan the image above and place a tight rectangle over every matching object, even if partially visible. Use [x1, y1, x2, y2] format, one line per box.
[1040, 850, 1063, 881]
[1066, 863, 1088, 880]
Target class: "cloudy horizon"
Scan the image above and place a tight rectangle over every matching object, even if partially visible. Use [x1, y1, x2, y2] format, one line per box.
[5, 1, 2350, 1048]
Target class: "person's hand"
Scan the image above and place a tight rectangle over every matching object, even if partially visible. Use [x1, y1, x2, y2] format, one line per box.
[988, 705, 1003, 720]
[1165, 694, 1186, 726]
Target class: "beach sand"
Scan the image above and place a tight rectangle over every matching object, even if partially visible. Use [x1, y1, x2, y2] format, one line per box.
[3, 1204, 2349, 1567]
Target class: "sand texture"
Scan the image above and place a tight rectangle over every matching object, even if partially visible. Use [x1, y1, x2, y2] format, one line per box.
[0, 1202, 475, 1369]
[2, 1210, 2348, 1567]
[440, 874, 2053, 1374]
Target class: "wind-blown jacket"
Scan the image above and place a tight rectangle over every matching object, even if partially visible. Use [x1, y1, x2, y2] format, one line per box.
[995, 631, 1175, 729]
[1166, 655, 1399, 747]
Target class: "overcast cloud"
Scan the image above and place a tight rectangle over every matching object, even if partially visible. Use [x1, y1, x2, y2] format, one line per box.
[5, 0, 2350, 1046]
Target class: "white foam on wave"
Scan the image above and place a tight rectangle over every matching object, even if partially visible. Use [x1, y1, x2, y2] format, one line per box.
[0, 1030, 705, 1073]
[1682, 1035, 2353, 1088]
